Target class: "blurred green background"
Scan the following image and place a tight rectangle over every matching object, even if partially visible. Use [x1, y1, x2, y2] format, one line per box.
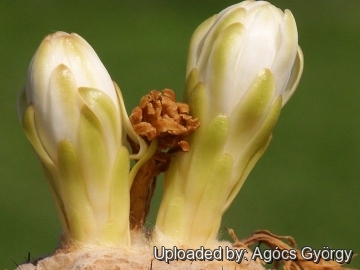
[1, 0, 359, 269]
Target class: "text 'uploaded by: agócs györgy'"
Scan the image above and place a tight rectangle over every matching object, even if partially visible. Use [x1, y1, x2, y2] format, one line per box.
[153, 246, 354, 265]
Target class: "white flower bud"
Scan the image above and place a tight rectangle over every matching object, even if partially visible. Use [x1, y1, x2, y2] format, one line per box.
[18, 32, 148, 247]
[156, 0, 303, 248]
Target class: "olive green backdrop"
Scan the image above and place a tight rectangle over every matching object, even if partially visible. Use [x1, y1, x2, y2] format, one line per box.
[0, 0, 359, 269]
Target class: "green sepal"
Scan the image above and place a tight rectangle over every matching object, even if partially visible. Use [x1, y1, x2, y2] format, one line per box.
[185, 115, 229, 204]
[52, 64, 78, 118]
[282, 47, 304, 106]
[228, 68, 275, 151]
[22, 104, 54, 167]
[78, 87, 120, 147]
[113, 81, 147, 160]
[40, 162, 69, 235]
[110, 146, 131, 219]
[184, 68, 199, 101]
[224, 135, 271, 213]
[186, 15, 217, 75]
[156, 157, 186, 241]
[198, 9, 245, 75]
[17, 87, 27, 121]
[188, 153, 233, 247]
[204, 6, 245, 53]
[22, 104, 69, 236]
[207, 22, 245, 112]
[57, 139, 97, 242]
[78, 104, 110, 229]
[245, 96, 283, 160]
[224, 96, 282, 210]
[102, 146, 131, 247]
[176, 80, 207, 174]
[187, 81, 206, 125]
[78, 104, 109, 187]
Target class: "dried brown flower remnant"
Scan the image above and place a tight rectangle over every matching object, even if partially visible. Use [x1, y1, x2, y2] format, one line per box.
[129, 89, 199, 230]
[130, 89, 199, 151]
